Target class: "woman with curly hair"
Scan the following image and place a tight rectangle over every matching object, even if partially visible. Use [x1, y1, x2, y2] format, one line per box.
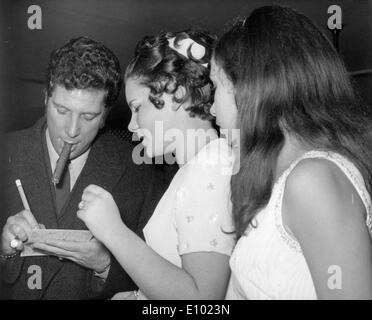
[209, 5, 372, 299]
[76, 30, 236, 299]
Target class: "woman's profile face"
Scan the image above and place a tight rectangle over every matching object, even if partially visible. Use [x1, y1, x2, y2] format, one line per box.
[125, 76, 177, 158]
[209, 57, 238, 133]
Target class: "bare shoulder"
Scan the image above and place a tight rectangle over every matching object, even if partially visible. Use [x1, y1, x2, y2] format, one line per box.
[282, 157, 366, 235]
[281, 157, 372, 299]
[285, 157, 354, 192]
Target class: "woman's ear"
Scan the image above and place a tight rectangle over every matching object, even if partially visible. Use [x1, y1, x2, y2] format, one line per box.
[172, 86, 187, 111]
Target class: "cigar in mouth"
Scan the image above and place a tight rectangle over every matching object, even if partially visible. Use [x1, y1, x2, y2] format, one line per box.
[52, 142, 72, 184]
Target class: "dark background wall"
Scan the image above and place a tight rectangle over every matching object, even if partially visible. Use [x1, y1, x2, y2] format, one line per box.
[1, 0, 371, 132]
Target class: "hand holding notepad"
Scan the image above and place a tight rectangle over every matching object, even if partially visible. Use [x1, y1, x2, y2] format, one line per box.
[21, 229, 94, 257]
[13, 179, 94, 258]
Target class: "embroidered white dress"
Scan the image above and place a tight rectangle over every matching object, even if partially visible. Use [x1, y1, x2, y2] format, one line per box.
[226, 150, 372, 300]
[138, 138, 236, 300]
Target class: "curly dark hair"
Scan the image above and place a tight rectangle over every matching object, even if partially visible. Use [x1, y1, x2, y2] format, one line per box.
[125, 30, 216, 120]
[46, 36, 122, 108]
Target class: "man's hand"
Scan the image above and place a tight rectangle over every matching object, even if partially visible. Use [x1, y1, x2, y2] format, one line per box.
[1, 210, 40, 255]
[31, 237, 111, 273]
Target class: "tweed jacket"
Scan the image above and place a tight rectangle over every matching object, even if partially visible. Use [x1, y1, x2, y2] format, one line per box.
[0, 117, 174, 299]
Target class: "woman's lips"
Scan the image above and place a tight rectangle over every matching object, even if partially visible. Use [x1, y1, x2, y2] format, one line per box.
[132, 132, 140, 141]
[132, 132, 145, 143]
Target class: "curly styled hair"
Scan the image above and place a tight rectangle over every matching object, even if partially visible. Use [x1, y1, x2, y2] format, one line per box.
[125, 30, 216, 120]
[46, 36, 122, 108]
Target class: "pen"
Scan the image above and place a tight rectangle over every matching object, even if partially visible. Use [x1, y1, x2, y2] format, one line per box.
[15, 179, 31, 211]
[12, 179, 31, 248]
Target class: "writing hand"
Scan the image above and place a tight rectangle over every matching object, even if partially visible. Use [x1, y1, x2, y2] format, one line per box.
[1, 210, 39, 255]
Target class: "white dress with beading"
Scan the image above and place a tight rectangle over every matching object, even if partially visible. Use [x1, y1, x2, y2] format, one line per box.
[226, 150, 372, 300]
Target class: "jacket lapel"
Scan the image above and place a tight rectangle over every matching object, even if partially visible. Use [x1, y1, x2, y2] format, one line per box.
[19, 118, 59, 229]
[10, 118, 60, 299]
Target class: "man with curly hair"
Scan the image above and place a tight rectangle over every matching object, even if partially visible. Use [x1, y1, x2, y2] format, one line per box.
[0, 37, 172, 299]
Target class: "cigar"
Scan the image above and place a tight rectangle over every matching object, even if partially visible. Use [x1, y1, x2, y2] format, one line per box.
[52, 142, 72, 184]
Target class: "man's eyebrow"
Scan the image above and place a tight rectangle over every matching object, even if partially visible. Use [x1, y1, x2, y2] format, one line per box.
[52, 101, 101, 115]
[82, 111, 101, 116]
[52, 101, 69, 110]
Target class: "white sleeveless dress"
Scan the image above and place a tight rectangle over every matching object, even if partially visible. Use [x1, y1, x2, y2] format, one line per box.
[226, 150, 372, 300]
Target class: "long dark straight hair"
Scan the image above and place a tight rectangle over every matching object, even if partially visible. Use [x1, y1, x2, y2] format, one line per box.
[214, 5, 372, 239]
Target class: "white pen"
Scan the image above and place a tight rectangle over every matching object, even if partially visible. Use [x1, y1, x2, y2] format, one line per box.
[15, 179, 31, 211]
[12, 179, 31, 248]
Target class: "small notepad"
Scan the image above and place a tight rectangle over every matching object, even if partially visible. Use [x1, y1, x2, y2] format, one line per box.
[21, 229, 93, 257]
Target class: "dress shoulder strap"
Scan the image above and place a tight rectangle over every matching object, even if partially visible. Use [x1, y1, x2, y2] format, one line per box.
[272, 150, 372, 252]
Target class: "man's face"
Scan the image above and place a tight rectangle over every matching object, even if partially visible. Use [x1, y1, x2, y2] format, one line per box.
[45, 85, 107, 160]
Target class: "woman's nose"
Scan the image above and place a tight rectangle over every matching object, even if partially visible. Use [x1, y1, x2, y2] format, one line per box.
[209, 103, 216, 117]
[128, 114, 139, 133]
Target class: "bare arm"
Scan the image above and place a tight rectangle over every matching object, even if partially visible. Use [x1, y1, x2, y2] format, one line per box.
[105, 225, 230, 299]
[77, 185, 231, 300]
[282, 158, 372, 299]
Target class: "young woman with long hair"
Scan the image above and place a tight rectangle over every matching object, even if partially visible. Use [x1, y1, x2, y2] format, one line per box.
[210, 5, 372, 299]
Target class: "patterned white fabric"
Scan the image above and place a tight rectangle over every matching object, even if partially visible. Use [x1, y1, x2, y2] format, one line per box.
[226, 150, 372, 300]
[138, 138, 236, 299]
